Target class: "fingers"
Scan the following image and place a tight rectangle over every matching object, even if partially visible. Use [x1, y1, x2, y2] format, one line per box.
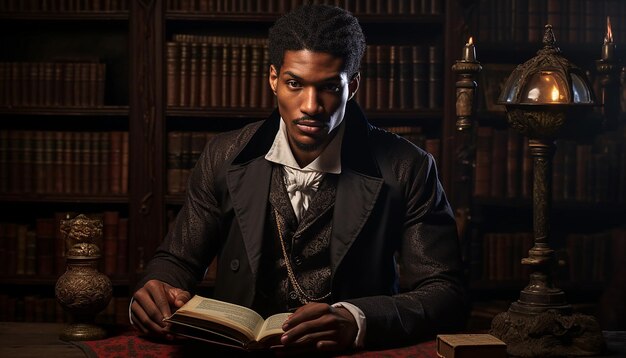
[282, 303, 330, 331]
[131, 298, 168, 335]
[280, 303, 358, 352]
[131, 280, 188, 338]
[169, 288, 192, 308]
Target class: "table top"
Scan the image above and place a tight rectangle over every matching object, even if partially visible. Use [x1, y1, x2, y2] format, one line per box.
[0, 322, 86, 358]
[1, 322, 625, 357]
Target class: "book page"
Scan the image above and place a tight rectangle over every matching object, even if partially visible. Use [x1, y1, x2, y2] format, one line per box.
[256, 312, 290, 342]
[176, 296, 264, 341]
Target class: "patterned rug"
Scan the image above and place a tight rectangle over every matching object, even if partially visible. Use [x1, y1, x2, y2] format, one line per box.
[74, 329, 437, 357]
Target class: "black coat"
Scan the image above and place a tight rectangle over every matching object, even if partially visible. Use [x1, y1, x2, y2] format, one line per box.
[140, 101, 468, 348]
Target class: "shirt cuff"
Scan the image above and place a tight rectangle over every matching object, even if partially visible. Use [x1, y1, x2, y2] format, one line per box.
[332, 301, 366, 348]
[128, 297, 135, 326]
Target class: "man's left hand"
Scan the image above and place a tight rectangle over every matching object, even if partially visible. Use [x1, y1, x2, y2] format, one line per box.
[280, 303, 358, 352]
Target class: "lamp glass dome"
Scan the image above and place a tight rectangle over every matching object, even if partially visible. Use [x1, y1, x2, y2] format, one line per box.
[498, 25, 595, 106]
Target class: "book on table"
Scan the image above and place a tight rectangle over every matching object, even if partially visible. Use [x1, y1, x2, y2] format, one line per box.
[436, 334, 507, 358]
[164, 295, 290, 350]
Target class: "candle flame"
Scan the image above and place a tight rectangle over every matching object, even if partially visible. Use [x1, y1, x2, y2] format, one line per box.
[468, 37, 473, 45]
[606, 16, 613, 43]
[551, 86, 560, 102]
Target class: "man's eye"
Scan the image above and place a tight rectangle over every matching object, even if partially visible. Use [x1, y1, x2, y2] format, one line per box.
[286, 80, 301, 88]
[323, 84, 340, 92]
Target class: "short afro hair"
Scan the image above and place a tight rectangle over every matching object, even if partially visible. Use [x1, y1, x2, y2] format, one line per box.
[268, 4, 366, 77]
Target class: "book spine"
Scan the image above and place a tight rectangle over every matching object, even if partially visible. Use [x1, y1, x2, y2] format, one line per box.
[121, 132, 129, 194]
[229, 43, 241, 108]
[427, 45, 442, 109]
[179, 42, 190, 107]
[103, 211, 119, 276]
[81, 132, 92, 194]
[166, 42, 180, 107]
[167, 131, 183, 194]
[116, 218, 128, 275]
[474, 126, 493, 197]
[375, 45, 389, 110]
[239, 44, 249, 108]
[109, 131, 122, 194]
[199, 42, 209, 108]
[36, 218, 55, 276]
[490, 129, 507, 198]
[54, 131, 65, 193]
[189, 42, 199, 108]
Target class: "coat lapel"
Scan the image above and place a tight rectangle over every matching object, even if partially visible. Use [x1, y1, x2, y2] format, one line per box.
[226, 157, 272, 278]
[331, 169, 383, 271]
[330, 101, 384, 272]
[226, 112, 280, 278]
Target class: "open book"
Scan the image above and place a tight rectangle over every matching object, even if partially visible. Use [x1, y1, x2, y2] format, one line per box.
[164, 295, 291, 350]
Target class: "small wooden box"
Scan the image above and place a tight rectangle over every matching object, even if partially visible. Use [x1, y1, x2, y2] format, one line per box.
[436, 334, 507, 358]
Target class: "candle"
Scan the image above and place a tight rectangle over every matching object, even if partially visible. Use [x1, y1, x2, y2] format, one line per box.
[462, 37, 476, 62]
[602, 16, 615, 61]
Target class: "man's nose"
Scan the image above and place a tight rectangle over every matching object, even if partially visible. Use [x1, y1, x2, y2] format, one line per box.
[300, 86, 322, 115]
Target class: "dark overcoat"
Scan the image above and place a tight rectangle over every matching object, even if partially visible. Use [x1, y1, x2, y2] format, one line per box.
[141, 101, 468, 348]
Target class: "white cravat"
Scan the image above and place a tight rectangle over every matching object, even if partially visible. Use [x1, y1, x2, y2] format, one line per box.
[265, 119, 344, 222]
[282, 167, 325, 221]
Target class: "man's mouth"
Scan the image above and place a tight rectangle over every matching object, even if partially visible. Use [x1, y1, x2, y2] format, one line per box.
[294, 119, 327, 134]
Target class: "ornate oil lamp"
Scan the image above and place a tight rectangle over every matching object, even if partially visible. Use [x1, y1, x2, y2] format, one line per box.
[489, 25, 605, 357]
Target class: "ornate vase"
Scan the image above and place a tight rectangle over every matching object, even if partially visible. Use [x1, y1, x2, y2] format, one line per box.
[55, 214, 112, 341]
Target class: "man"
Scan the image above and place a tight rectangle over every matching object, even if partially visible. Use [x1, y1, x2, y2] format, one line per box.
[131, 4, 467, 352]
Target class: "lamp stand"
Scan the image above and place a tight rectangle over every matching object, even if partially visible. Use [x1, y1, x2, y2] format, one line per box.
[490, 110, 605, 357]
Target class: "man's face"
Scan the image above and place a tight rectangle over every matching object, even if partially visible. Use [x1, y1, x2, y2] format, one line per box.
[269, 50, 359, 164]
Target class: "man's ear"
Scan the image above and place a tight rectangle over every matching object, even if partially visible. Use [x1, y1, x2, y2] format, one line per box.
[269, 65, 278, 95]
[348, 72, 360, 100]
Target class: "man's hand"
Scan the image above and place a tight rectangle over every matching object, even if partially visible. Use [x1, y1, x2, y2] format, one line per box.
[280, 303, 358, 352]
[131, 279, 191, 339]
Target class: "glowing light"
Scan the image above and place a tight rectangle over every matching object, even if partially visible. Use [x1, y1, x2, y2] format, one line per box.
[551, 86, 560, 102]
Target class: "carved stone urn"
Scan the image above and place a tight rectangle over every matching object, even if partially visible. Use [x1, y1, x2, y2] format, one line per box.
[55, 214, 112, 341]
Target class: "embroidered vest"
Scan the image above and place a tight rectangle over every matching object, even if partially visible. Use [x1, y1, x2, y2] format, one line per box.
[252, 165, 337, 317]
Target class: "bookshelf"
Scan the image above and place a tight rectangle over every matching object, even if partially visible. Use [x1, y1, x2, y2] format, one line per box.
[0, 0, 132, 324]
[460, 0, 626, 330]
[0, 0, 469, 325]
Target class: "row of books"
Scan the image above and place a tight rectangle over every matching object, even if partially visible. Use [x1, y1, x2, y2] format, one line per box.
[166, 0, 443, 15]
[0, 0, 129, 12]
[477, 0, 626, 45]
[0, 294, 131, 325]
[0, 130, 129, 196]
[167, 35, 443, 111]
[166, 38, 276, 109]
[166, 127, 440, 194]
[0, 211, 128, 277]
[167, 131, 216, 194]
[356, 44, 443, 111]
[479, 232, 534, 281]
[473, 126, 626, 204]
[470, 227, 626, 284]
[0, 62, 106, 108]
[565, 229, 625, 283]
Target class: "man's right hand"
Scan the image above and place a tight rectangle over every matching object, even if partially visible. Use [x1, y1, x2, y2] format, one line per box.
[131, 279, 191, 338]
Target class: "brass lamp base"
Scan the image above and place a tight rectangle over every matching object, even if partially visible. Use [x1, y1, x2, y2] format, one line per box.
[60, 322, 108, 341]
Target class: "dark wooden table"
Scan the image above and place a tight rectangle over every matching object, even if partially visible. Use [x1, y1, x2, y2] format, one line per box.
[0, 322, 85, 357]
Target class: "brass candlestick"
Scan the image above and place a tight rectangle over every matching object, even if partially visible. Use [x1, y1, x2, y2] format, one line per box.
[452, 37, 481, 240]
[490, 25, 605, 357]
[596, 16, 620, 130]
[55, 214, 112, 341]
